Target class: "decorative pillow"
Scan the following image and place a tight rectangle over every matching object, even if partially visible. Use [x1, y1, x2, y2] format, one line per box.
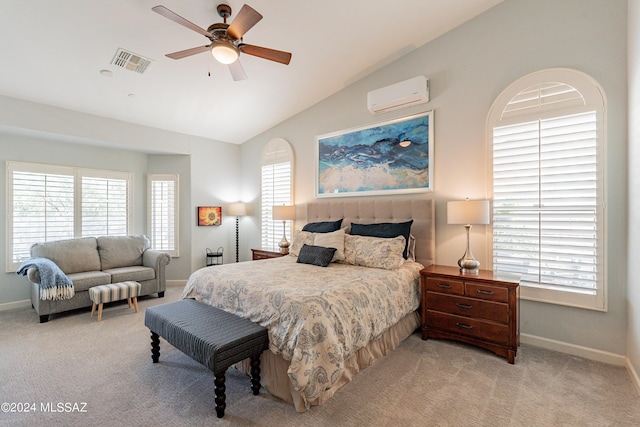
[297, 244, 337, 267]
[302, 219, 343, 233]
[350, 220, 413, 259]
[289, 231, 315, 257]
[312, 228, 346, 262]
[407, 234, 416, 262]
[343, 235, 406, 270]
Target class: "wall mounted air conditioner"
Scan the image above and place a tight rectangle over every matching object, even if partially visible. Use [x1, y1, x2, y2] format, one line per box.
[367, 75, 429, 115]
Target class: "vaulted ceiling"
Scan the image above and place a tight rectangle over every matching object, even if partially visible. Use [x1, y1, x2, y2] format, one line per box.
[0, 0, 503, 144]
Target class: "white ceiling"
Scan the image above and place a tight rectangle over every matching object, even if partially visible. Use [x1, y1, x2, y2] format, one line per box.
[0, 0, 502, 145]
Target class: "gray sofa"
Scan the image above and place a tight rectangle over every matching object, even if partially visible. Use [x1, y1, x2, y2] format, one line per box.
[26, 235, 170, 323]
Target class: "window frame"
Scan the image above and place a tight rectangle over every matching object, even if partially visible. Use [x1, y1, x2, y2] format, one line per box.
[486, 68, 607, 311]
[147, 173, 179, 257]
[260, 138, 294, 252]
[6, 161, 133, 272]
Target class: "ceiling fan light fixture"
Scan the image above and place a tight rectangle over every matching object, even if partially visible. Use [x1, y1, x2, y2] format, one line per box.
[211, 43, 239, 64]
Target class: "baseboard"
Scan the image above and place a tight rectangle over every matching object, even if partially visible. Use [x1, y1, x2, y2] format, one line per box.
[166, 280, 187, 287]
[521, 333, 626, 366]
[0, 298, 31, 313]
[627, 358, 640, 396]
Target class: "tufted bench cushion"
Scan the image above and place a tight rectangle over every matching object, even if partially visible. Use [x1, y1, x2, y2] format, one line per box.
[144, 299, 269, 418]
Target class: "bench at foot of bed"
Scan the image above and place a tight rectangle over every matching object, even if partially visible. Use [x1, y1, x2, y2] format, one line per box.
[144, 299, 269, 418]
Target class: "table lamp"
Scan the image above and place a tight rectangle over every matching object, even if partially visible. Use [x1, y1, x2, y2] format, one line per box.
[447, 199, 490, 274]
[272, 205, 296, 254]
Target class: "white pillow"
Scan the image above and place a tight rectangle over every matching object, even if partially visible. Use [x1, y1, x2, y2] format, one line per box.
[289, 230, 315, 257]
[313, 228, 346, 262]
[343, 234, 406, 270]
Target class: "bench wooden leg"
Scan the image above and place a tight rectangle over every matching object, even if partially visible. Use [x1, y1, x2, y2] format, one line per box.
[97, 303, 103, 322]
[250, 354, 262, 395]
[127, 297, 132, 308]
[132, 296, 139, 313]
[214, 371, 226, 418]
[150, 331, 160, 363]
[91, 303, 96, 317]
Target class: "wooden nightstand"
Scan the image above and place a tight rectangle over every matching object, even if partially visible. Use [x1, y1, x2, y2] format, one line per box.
[251, 248, 288, 260]
[420, 265, 520, 364]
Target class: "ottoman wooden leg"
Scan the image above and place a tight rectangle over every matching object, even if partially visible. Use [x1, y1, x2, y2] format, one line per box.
[214, 371, 227, 418]
[97, 303, 103, 322]
[250, 354, 262, 395]
[150, 331, 160, 363]
[127, 297, 132, 308]
[91, 303, 96, 318]
[132, 296, 139, 313]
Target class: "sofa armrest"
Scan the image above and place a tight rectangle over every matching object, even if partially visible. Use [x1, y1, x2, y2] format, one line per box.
[27, 268, 41, 284]
[143, 250, 171, 292]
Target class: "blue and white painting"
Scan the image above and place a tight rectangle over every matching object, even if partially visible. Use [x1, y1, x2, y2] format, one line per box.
[316, 111, 434, 197]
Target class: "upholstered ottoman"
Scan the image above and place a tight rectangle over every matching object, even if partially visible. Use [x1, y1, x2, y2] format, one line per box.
[88, 281, 141, 322]
[144, 299, 269, 418]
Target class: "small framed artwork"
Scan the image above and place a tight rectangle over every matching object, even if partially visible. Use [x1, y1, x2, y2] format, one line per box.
[316, 110, 434, 197]
[197, 206, 222, 226]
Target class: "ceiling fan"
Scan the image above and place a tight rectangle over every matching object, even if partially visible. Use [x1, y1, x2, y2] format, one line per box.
[152, 3, 292, 81]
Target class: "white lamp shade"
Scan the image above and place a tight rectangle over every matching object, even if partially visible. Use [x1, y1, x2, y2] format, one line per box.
[227, 202, 247, 216]
[272, 205, 296, 221]
[211, 43, 239, 64]
[447, 200, 490, 225]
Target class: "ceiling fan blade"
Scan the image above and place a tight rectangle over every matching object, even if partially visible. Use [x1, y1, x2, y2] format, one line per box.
[228, 60, 248, 81]
[227, 5, 263, 40]
[240, 44, 292, 65]
[152, 5, 213, 38]
[165, 45, 212, 60]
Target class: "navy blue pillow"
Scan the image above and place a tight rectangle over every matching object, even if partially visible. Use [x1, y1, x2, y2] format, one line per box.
[350, 220, 414, 259]
[296, 244, 337, 267]
[301, 219, 343, 233]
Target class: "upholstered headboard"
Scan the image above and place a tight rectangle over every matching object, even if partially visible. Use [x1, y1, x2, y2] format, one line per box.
[305, 199, 435, 267]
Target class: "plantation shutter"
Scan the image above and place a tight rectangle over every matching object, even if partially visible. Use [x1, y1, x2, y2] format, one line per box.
[261, 162, 292, 250]
[149, 175, 178, 256]
[81, 176, 129, 237]
[11, 171, 75, 263]
[493, 111, 601, 297]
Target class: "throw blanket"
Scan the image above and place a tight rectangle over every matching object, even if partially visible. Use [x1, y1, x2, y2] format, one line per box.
[16, 257, 75, 301]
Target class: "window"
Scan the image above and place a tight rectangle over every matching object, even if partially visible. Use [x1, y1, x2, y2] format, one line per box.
[148, 174, 179, 257]
[260, 138, 294, 251]
[488, 69, 606, 311]
[6, 162, 132, 271]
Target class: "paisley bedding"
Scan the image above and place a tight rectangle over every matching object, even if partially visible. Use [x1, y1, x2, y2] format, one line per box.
[180, 255, 423, 408]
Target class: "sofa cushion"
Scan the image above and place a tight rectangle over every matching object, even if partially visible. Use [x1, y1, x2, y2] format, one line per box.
[104, 266, 155, 283]
[98, 235, 150, 270]
[67, 271, 112, 292]
[30, 237, 101, 275]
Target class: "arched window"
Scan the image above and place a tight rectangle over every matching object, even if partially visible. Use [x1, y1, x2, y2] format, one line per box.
[260, 138, 294, 251]
[487, 68, 606, 310]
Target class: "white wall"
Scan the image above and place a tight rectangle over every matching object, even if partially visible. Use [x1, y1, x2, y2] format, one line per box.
[240, 0, 629, 356]
[627, 0, 640, 385]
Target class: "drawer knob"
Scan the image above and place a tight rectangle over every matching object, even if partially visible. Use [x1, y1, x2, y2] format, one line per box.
[456, 323, 473, 329]
[476, 289, 495, 295]
[437, 283, 453, 289]
[455, 303, 473, 309]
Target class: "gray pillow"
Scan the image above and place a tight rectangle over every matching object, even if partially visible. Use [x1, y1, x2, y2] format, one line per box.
[350, 220, 413, 259]
[296, 244, 337, 267]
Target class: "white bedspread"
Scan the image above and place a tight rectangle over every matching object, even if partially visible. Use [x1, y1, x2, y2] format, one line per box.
[180, 255, 423, 408]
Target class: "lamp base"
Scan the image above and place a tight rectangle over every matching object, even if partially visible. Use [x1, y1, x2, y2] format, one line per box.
[458, 257, 480, 275]
[278, 236, 290, 254]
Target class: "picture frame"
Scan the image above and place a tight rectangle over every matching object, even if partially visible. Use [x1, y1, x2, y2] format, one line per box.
[316, 110, 434, 198]
[197, 206, 222, 226]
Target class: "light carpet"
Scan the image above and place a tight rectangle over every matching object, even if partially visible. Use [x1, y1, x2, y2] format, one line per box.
[1, 285, 639, 427]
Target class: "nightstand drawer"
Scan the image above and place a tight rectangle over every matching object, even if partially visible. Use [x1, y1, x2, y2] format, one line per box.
[465, 282, 508, 303]
[426, 310, 509, 345]
[426, 292, 509, 324]
[425, 277, 464, 296]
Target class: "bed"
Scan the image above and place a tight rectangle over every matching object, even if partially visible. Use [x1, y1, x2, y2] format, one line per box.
[181, 199, 435, 412]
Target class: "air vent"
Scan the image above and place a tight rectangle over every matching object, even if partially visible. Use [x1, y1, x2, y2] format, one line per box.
[111, 48, 153, 74]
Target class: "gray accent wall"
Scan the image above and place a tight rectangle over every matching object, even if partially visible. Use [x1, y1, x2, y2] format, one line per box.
[239, 0, 630, 358]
